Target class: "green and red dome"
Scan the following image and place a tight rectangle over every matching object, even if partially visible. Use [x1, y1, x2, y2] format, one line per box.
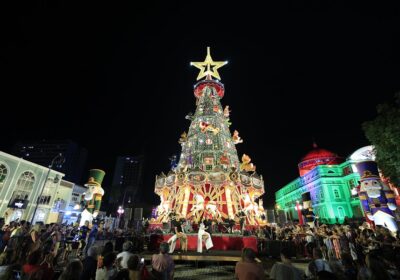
[298, 144, 343, 176]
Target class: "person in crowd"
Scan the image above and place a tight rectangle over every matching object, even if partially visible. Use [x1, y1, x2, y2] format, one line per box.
[102, 241, 115, 256]
[22, 250, 43, 276]
[117, 241, 134, 269]
[0, 218, 5, 252]
[340, 252, 357, 280]
[96, 252, 118, 280]
[97, 241, 114, 267]
[29, 224, 41, 254]
[270, 247, 303, 280]
[78, 221, 90, 257]
[80, 246, 98, 280]
[51, 224, 62, 259]
[85, 222, 98, 257]
[327, 254, 343, 278]
[305, 248, 332, 279]
[203, 218, 213, 235]
[235, 247, 265, 280]
[115, 255, 150, 280]
[197, 220, 213, 253]
[305, 227, 315, 259]
[151, 242, 174, 280]
[360, 251, 391, 280]
[34, 252, 55, 280]
[167, 216, 187, 253]
[59, 259, 83, 280]
[0, 263, 21, 280]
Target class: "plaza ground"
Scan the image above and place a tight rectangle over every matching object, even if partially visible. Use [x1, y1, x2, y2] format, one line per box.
[160, 258, 308, 279]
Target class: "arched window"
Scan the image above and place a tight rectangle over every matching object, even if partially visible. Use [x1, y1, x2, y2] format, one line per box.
[16, 171, 35, 192]
[0, 163, 8, 191]
[334, 189, 340, 199]
[337, 207, 345, 218]
[11, 171, 35, 202]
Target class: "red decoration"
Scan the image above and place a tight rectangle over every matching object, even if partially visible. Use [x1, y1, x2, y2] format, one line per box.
[194, 80, 225, 99]
[296, 201, 303, 225]
[220, 155, 229, 165]
[298, 147, 343, 176]
[162, 235, 257, 251]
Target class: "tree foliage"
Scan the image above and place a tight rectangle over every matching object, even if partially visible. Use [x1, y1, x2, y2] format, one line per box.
[363, 93, 400, 185]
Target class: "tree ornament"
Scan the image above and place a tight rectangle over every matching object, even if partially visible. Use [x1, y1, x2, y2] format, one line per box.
[199, 121, 220, 135]
[232, 130, 243, 144]
[224, 105, 231, 118]
[185, 112, 194, 121]
[240, 154, 256, 172]
[178, 132, 188, 144]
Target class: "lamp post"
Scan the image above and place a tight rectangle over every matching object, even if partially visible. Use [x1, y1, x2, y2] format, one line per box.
[30, 153, 65, 225]
[117, 206, 124, 228]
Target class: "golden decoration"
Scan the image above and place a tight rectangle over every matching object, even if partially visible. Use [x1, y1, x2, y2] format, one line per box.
[191, 47, 228, 81]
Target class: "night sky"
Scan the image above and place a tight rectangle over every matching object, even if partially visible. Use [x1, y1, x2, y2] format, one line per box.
[1, 2, 400, 208]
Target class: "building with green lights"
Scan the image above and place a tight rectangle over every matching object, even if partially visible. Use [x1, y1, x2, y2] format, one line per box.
[275, 145, 364, 224]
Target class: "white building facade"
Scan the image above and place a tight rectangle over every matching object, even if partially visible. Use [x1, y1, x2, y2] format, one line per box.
[61, 181, 87, 225]
[0, 151, 65, 224]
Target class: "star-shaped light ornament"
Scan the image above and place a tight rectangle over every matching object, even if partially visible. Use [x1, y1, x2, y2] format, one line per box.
[191, 47, 228, 81]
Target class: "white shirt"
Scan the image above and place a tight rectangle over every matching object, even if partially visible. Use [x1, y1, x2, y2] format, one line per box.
[116, 251, 134, 269]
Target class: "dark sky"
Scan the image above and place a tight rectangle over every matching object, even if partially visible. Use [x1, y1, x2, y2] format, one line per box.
[1, 2, 399, 208]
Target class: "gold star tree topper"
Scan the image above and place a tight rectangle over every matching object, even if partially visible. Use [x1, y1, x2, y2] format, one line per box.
[191, 47, 228, 81]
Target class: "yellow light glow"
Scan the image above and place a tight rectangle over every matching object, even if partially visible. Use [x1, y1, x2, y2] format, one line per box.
[181, 186, 191, 216]
[225, 186, 234, 219]
[191, 47, 228, 81]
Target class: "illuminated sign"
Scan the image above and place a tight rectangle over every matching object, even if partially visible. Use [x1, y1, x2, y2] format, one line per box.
[8, 199, 28, 209]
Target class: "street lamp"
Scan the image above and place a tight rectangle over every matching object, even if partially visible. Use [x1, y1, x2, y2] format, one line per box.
[117, 206, 125, 228]
[30, 153, 65, 224]
[117, 206, 124, 216]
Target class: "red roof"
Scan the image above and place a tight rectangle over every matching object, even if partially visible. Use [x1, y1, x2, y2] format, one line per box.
[298, 145, 343, 176]
[300, 148, 339, 162]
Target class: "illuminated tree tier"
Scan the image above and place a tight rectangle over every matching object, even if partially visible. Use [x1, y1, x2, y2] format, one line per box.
[153, 48, 265, 226]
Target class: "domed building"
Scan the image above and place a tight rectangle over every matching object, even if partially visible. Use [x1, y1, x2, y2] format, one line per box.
[275, 144, 364, 224]
[298, 143, 344, 176]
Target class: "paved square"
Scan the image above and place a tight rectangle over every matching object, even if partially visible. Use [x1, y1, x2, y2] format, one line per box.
[173, 264, 236, 280]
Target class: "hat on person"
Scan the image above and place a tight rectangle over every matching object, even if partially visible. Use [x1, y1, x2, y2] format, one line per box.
[85, 169, 106, 187]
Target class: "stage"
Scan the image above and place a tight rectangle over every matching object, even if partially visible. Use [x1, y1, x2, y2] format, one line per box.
[142, 250, 262, 264]
[149, 233, 258, 252]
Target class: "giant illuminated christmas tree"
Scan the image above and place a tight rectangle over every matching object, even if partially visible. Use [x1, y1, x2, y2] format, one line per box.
[153, 47, 265, 226]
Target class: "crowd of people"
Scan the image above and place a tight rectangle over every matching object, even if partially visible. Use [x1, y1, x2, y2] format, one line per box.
[0, 217, 173, 280]
[263, 222, 400, 279]
[1, 215, 400, 279]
